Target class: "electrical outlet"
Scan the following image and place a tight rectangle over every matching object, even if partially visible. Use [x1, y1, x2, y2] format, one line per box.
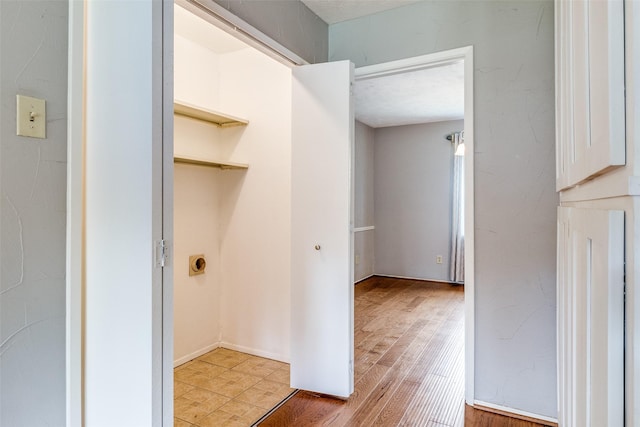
[355, 254, 360, 265]
[436, 255, 443, 264]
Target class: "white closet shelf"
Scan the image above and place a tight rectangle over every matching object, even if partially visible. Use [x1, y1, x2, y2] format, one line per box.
[174, 100, 249, 127]
[174, 155, 249, 170]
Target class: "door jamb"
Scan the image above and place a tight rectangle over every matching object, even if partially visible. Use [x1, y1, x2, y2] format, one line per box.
[66, 1, 85, 425]
[160, 0, 174, 425]
[354, 47, 475, 404]
[66, 1, 173, 425]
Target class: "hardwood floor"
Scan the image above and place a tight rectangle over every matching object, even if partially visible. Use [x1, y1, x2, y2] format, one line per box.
[259, 276, 547, 427]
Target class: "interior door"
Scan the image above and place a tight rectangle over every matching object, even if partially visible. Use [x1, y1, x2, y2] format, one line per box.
[291, 60, 355, 398]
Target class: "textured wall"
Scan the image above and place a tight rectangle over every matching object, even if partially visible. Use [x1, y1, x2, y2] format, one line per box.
[212, 0, 327, 64]
[374, 120, 461, 282]
[0, 1, 68, 425]
[330, 1, 557, 418]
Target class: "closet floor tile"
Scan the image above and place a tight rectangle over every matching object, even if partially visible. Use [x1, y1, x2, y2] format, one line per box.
[174, 348, 292, 427]
[174, 418, 195, 427]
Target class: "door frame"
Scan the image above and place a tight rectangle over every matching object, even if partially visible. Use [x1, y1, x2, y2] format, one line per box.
[66, 0, 172, 425]
[354, 47, 475, 404]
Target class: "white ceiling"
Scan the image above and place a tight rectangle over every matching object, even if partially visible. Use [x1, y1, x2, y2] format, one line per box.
[301, 0, 422, 24]
[355, 62, 464, 128]
[174, 3, 462, 128]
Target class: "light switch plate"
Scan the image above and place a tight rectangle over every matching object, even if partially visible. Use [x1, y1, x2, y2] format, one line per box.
[16, 95, 46, 139]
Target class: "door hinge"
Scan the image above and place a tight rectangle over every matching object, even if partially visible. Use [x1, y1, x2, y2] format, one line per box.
[155, 239, 169, 268]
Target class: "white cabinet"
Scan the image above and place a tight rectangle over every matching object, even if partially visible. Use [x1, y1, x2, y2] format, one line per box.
[557, 207, 624, 427]
[555, 0, 636, 425]
[555, 0, 625, 190]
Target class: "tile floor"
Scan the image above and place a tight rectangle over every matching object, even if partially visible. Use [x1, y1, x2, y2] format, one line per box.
[174, 348, 294, 427]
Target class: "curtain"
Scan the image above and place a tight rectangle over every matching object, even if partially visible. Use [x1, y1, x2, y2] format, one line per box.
[450, 133, 465, 283]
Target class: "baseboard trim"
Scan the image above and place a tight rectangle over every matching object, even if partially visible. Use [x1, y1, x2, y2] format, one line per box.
[354, 273, 375, 284]
[373, 273, 461, 285]
[220, 342, 289, 364]
[473, 400, 558, 426]
[174, 342, 220, 367]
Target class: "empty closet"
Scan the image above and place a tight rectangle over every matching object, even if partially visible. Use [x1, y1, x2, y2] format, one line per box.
[172, 3, 355, 398]
[173, 4, 293, 366]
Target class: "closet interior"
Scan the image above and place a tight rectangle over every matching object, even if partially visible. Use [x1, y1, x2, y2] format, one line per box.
[172, 0, 293, 389]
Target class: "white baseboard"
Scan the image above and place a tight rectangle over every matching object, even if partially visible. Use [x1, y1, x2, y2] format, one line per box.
[219, 341, 289, 364]
[174, 342, 220, 367]
[354, 273, 375, 284]
[473, 400, 558, 426]
[374, 273, 460, 285]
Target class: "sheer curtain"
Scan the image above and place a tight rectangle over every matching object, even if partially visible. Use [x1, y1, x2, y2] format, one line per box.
[450, 132, 465, 283]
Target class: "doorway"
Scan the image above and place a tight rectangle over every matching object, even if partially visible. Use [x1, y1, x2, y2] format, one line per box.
[353, 50, 475, 404]
[65, 2, 474, 424]
[166, 10, 476, 424]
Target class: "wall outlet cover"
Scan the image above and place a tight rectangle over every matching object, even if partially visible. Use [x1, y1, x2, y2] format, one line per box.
[16, 95, 46, 139]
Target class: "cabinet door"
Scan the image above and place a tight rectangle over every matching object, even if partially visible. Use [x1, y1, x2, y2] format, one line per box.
[557, 207, 624, 426]
[555, 0, 625, 190]
[291, 60, 354, 398]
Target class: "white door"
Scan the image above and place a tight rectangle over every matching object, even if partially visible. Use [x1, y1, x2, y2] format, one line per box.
[291, 60, 355, 398]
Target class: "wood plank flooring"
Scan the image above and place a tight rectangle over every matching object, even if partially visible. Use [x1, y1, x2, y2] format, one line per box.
[259, 276, 547, 427]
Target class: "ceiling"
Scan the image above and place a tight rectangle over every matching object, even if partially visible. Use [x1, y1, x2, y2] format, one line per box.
[301, 0, 422, 24]
[301, 0, 464, 128]
[175, 2, 463, 128]
[355, 62, 464, 128]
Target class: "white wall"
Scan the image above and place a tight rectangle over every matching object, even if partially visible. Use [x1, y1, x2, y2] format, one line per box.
[218, 48, 292, 362]
[374, 120, 461, 282]
[173, 164, 222, 365]
[0, 1, 67, 425]
[330, 1, 557, 418]
[173, 34, 224, 365]
[354, 121, 375, 282]
[174, 34, 220, 110]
